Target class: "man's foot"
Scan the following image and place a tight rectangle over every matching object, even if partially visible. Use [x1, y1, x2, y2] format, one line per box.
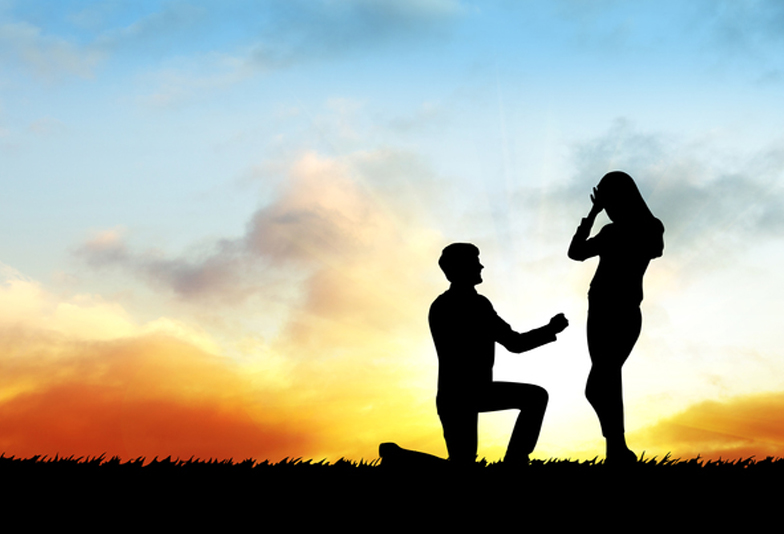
[379, 442, 448, 468]
[502, 454, 530, 468]
[379, 442, 403, 460]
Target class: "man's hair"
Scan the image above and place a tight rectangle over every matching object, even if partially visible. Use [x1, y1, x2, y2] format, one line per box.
[438, 243, 479, 282]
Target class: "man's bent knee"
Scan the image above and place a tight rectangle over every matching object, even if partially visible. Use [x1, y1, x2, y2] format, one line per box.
[534, 386, 548, 409]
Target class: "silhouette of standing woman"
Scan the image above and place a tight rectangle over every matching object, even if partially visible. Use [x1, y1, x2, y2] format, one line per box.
[568, 171, 664, 464]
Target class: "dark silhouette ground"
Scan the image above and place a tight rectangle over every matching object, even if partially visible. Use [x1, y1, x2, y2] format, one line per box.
[2, 453, 780, 528]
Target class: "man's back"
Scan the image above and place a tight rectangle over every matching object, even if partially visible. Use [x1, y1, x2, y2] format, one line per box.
[427, 242, 567, 464]
[429, 286, 500, 398]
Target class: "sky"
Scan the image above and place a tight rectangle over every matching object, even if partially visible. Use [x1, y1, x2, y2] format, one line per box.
[2, 0, 784, 463]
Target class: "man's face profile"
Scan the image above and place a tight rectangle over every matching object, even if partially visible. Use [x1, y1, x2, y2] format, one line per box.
[439, 243, 483, 286]
[460, 255, 483, 285]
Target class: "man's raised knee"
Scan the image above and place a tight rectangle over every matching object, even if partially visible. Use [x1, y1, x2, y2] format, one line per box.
[533, 386, 548, 408]
[541, 387, 549, 405]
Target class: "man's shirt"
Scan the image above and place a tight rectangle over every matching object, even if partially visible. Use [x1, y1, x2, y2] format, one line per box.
[429, 285, 557, 401]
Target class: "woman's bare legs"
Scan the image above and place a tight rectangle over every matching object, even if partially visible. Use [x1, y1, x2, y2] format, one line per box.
[586, 305, 642, 464]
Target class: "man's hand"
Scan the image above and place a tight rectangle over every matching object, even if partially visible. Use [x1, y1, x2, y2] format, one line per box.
[548, 313, 568, 334]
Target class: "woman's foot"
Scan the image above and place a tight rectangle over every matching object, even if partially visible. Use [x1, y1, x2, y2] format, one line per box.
[605, 447, 637, 466]
[605, 435, 637, 466]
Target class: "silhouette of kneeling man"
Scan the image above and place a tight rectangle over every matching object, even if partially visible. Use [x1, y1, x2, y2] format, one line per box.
[429, 243, 568, 466]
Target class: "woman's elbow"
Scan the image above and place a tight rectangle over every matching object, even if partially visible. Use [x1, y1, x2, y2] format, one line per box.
[568, 247, 585, 261]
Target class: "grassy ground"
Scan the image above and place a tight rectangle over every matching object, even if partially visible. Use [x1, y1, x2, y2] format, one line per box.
[2, 453, 780, 527]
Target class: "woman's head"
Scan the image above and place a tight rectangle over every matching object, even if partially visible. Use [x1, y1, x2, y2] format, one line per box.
[597, 171, 654, 223]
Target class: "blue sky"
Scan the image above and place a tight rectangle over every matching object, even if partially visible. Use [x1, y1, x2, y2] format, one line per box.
[2, 0, 784, 461]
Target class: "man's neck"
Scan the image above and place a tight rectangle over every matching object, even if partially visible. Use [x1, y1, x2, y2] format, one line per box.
[449, 282, 478, 293]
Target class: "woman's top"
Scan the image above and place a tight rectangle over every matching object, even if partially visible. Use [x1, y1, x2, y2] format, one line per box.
[569, 217, 664, 308]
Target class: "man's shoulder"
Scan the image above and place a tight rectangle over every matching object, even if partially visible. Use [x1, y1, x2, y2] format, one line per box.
[430, 288, 493, 314]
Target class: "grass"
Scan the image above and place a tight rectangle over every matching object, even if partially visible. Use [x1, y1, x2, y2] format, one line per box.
[2, 453, 781, 526]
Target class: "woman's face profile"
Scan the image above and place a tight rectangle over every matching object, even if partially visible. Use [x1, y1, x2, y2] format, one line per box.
[596, 181, 620, 222]
[596, 174, 635, 223]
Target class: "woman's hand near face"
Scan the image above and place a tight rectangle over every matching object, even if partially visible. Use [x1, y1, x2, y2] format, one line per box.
[588, 186, 603, 219]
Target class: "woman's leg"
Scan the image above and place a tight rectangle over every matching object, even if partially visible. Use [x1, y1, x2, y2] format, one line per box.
[586, 306, 642, 460]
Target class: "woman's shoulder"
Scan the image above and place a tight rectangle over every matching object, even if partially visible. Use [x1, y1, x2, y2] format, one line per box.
[594, 222, 617, 240]
[599, 219, 664, 256]
[644, 216, 665, 240]
[626, 217, 665, 258]
[619, 217, 664, 236]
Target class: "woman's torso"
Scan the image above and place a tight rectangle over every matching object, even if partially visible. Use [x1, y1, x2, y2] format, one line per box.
[588, 219, 664, 308]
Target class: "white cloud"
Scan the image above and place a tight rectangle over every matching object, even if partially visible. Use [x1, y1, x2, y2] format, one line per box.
[74, 149, 444, 309]
[0, 21, 104, 80]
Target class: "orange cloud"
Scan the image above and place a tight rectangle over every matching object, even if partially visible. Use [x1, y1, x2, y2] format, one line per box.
[5, 150, 457, 463]
[0, 332, 314, 461]
[631, 392, 784, 461]
[0, 250, 444, 462]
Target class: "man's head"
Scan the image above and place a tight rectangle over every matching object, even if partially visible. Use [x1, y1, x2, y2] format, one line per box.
[438, 243, 483, 286]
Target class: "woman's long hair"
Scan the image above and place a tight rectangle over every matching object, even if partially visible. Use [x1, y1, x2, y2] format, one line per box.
[598, 171, 664, 260]
[597, 171, 656, 224]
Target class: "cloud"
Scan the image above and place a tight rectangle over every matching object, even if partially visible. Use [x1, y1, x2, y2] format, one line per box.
[245, 152, 400, 263]
[75, 225, 251, 303]
[246, 0, 463, 70]
[94, 2, 208, 55]
[114, 0, 463, 106]
[133, 53, 251, 108]
[516, 119, 784, 269]
[0, 21, 104, 80]
[68, 149, 449, 460]
[0, 264, 317, 461]
[174, 0, 462, 103]
[78, 228, 130, 266]
[75, 150, 443, 305]
[0, 333, 311, 461]
[704, 0, 784, 50]
[384, 101, 447, 134]
[2, 0, 461, 100]
[28, 116, 67, 136]
[2, 234, 445, 461]
[631, 392, 784, 460]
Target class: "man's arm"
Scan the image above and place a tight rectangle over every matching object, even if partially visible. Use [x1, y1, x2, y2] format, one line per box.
[496, 313, 568, 354]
